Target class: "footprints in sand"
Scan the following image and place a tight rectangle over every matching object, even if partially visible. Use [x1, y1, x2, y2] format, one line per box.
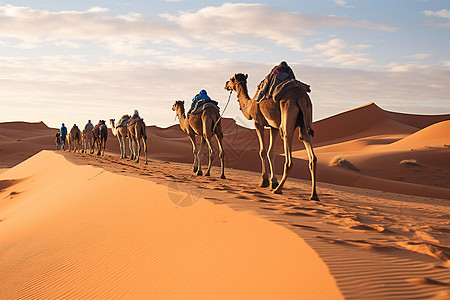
[64, 151, 450, 268]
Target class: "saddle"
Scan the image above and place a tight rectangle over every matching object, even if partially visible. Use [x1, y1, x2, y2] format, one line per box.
[273, 79, 311, 101]
[128, 116, 142, 126]
[189, 99, 219, 116]
[116, 115, 131, 128]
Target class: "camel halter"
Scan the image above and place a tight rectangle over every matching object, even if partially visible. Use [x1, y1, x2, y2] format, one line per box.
[213, 90, 233, 133]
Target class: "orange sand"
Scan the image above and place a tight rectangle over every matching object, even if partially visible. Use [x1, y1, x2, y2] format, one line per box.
[0, 151, 342, 299]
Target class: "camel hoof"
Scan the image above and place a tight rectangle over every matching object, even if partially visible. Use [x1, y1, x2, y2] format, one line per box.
[273, 189, 282, 194]
[260, 178, 270, 188]
[196, 170, 203, 176]
[309, 195, 320, 201]
[271, 181, 279, 190]
[205, 172, 210, 177]
[193, 167, 198, 173]
[221, 175, 226, 179]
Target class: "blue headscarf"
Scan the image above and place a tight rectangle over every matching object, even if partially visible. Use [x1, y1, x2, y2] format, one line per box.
[192, 89, 211, 103]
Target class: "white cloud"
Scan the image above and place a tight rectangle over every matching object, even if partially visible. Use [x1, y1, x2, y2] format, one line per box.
[314, 38, 374, 66]
[334, 0, 354, 8]
[385, 62, 428, 72]
[160, 3, 396, 51]
[0, 3, 397, 54]
[424, 9, 450, 18]
[403, 53, 431, 60]
[423, 9, 450, 27]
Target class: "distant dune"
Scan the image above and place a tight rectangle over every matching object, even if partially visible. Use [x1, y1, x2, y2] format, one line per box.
[1, 103, 449, 199]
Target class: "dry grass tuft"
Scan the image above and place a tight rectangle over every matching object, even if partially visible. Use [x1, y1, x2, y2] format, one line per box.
[400, 159, 424, 167]
[329, 156, 360, 172]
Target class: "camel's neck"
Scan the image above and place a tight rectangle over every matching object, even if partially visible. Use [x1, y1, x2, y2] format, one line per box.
[236, 83, 255, 120]
[176, 109, 189, 132]
[110, 122, 118, 136]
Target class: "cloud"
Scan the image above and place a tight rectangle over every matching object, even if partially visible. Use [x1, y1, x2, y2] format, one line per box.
[160, 3, 396, 51]
[403, 53, 431, 60]
[423, 9, 450, 27]
[385, 62, 430, 72]
[0, 3, 397, 54]
[334, 1, 354, 8]
[314, 38, 374, 66]
[424, 9, 450, 18]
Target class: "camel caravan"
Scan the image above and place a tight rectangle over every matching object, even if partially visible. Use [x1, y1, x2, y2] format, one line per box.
[58, 120, 111, 156]
[56, 62, 318, 200]
[58, 111, 148, 164]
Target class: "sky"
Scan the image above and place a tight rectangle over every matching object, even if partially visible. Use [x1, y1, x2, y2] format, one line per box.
[0, 0, 449, 129]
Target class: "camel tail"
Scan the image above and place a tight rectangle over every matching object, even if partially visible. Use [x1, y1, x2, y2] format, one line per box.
[140, 120, 147, 140]
[297, 93, 314, 138]
[212, 114, 223, 139]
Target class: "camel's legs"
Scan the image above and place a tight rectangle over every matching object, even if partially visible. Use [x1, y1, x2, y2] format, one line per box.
[273, 103, 298, 194]
[90, 138, 94, 154]
[196, 137, 205, 176]
[129, 137, 136, 160]
[127, 137, 133, 159]
[118, 136, 124, 158]
[267, 127, 279, 189]
[203, 132, 214, 177]
[135, 133, 141, 163]
[122, 135, 128, 158]
[97, 139, 102, 156]
[188, 134, 198, 173]
[142, 137, 148, 165]
[302, 131, 319, 200]
[254, 123, 270, 188]
[215, 135, 226, 179]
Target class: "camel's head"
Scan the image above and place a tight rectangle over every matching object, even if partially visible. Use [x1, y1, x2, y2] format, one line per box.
[224, 73, 248, 92]
[172, 100, 185, 112]
[109, 119, 115, 124]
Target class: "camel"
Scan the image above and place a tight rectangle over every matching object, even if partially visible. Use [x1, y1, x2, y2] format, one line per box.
[92, 120, 108, 156]
[110, 117, 133, 159]
[224, 73, 318, 200]
[172, 100, 226, 179]
[68, 124, 82, 153]
[81, 128, 94, 154]
[127, 117, 148, 164]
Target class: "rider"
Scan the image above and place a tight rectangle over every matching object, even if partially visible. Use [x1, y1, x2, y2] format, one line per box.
[128, 109, 140, 125]
[255, 61, 296, 102]
[55, 130, 61, 150]
[188, 89, 211, 116]
[85, 119, 94, 132]
[60, 123, 68, 150]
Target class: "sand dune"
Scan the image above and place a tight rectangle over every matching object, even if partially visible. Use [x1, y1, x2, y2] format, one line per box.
[2, 150, 449, 299]
[0, 151, 342, 299]
[389, 120, 450, 149]
[0, 121, 56, 168]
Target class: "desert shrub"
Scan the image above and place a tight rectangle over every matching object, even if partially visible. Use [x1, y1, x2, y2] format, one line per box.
[329, 155, 360, 172]
[400, 159, 424, 167]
